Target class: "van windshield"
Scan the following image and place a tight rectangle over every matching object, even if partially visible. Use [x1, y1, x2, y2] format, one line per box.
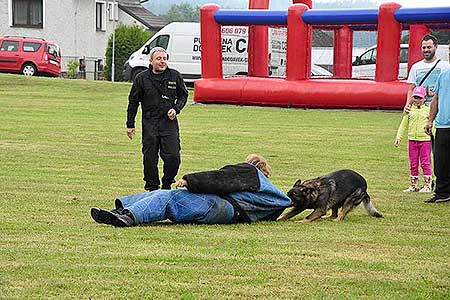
[150, 35, 169, 49]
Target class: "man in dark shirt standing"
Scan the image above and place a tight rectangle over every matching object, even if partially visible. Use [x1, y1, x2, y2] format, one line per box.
[126, 47, 188, 191]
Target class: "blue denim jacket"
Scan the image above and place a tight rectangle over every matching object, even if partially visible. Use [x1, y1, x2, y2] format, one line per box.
[230, 169, 292, 222]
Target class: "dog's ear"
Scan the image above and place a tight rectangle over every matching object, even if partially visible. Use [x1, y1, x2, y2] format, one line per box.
[301, 180, 319, 191]
[293, 179, 302, 187]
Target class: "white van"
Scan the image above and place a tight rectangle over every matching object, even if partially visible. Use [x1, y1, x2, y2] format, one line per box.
[123, 22, 331, 82]
[123, 22, 253, 82]
[352, 44, 449, 79]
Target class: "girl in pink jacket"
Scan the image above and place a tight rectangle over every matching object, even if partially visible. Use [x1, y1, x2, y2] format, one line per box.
[395, 86, 433, 193]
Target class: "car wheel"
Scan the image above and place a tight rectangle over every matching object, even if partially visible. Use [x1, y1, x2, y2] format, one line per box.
[22, 63, 37, 76]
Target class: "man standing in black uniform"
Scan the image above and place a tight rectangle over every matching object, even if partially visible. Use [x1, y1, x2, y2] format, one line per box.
[126, 47, 188, 191]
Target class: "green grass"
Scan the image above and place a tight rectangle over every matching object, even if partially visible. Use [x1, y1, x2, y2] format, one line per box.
[0, 73, 449, 299]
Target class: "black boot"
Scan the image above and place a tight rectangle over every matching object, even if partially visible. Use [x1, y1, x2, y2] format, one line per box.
[161, 183, 172, 190]
[91, 208, 135, 227]
[111, 199, 124, 214]
[144, 182, 159, 192]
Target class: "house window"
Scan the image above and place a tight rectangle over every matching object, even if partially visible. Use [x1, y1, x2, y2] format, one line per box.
[96, 1, 106, 31]
[12, 0, 43, 28]
[108, 2, 119, 21]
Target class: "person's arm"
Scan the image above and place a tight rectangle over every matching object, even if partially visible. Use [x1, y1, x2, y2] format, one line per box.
[181, 163, 260, 194]
[173, 72, 188, 114]
[426, 71, 443, 134]
[395, 114, 408, 147]
[126, 79, 142, 139]
[175, 178, 187, 188]
[404, 63, 417, 113]
[167, 72, 188, 120]
[425, 94, 438, 135]
[403, 83, 415, 113]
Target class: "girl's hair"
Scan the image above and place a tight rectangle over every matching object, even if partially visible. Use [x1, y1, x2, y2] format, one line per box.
[246, 154, 271, 177]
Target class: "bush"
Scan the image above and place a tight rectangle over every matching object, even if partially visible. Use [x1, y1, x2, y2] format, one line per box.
[104, 24, 152, 81]
[67, 59, 80, 79]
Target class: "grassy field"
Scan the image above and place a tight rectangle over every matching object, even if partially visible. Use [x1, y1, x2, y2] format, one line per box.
[0, 73, 449, 300]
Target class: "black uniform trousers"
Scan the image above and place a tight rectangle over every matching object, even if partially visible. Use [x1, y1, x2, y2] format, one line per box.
[142, 119, 181, 190]
[433, 128, 450, 198]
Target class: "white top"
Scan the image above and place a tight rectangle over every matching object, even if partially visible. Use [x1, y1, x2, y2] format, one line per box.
[407, 59, 450, 104]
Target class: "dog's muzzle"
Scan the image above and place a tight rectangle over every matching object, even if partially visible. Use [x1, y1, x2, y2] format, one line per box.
[287, 189, 297, 199]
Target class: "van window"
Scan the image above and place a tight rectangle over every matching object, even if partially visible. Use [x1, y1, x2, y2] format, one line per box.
[1, 40, 19, 52]
[360, 49, 376, 65]
[156, 35, 169, 49]
[145, 35, 170, 54]
[23, 42, 42, 52]
[400, 48, 408, 63]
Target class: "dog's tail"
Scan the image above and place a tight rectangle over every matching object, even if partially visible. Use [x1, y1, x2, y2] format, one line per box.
[362, 193, 383, 218]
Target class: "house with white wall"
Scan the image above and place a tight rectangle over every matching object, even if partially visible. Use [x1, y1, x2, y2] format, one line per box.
[0, 0, 167, 79]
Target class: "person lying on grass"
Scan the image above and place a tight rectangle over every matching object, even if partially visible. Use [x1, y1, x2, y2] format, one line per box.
[90, 154, 292, 227]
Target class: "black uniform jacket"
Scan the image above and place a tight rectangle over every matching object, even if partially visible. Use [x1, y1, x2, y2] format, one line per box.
[126, 67, 188, 135]
[182, 163, 261, 195]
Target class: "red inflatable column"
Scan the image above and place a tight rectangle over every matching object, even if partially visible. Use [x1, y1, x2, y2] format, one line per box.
[200, 4, 222, 79]
[248, 0, 269, 77]
[292, 0, 312, 77]
[286, 4, 311, 81]
[333, 25, 353, 78]
[408, 25, 430, 72]
[375, 3, 402, 82]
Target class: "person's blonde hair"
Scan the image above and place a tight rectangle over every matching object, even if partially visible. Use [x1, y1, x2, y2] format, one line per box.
[246, 154, 271, 177]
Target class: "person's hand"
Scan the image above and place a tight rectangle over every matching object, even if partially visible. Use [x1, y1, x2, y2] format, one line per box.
[167, 108, 177, 120]
[403, 104, 412, 114]
[175, 179, 187, 188]
[126, 128, 135, 140]
[425, 121, 433, 135]
[394, 138, 401, 147]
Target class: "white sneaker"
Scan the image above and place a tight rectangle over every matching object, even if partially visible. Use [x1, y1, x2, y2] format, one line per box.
[419, 186, 432, 193]
[403, 186, 418, 192]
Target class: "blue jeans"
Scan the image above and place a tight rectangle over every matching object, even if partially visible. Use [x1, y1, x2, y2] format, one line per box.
[118, 190, 235, 224]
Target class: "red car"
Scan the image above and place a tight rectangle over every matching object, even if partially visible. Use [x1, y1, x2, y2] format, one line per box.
[0, 36, 61, 77]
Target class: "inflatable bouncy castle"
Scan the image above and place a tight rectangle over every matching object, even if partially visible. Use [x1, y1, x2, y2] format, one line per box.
[194, 0, 450, 109]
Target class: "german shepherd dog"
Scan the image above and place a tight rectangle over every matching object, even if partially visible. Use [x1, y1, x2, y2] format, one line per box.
[279, 169, 383, 223]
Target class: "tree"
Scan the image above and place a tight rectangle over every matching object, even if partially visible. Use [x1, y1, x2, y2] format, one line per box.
[104, 24, 152, 81]
[164, 3, 200, 22]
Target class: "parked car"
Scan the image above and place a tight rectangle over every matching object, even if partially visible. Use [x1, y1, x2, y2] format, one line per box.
[352, 44, 449, 79]
[311, 64, 332, 77]
[0, 36, 61, 77]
